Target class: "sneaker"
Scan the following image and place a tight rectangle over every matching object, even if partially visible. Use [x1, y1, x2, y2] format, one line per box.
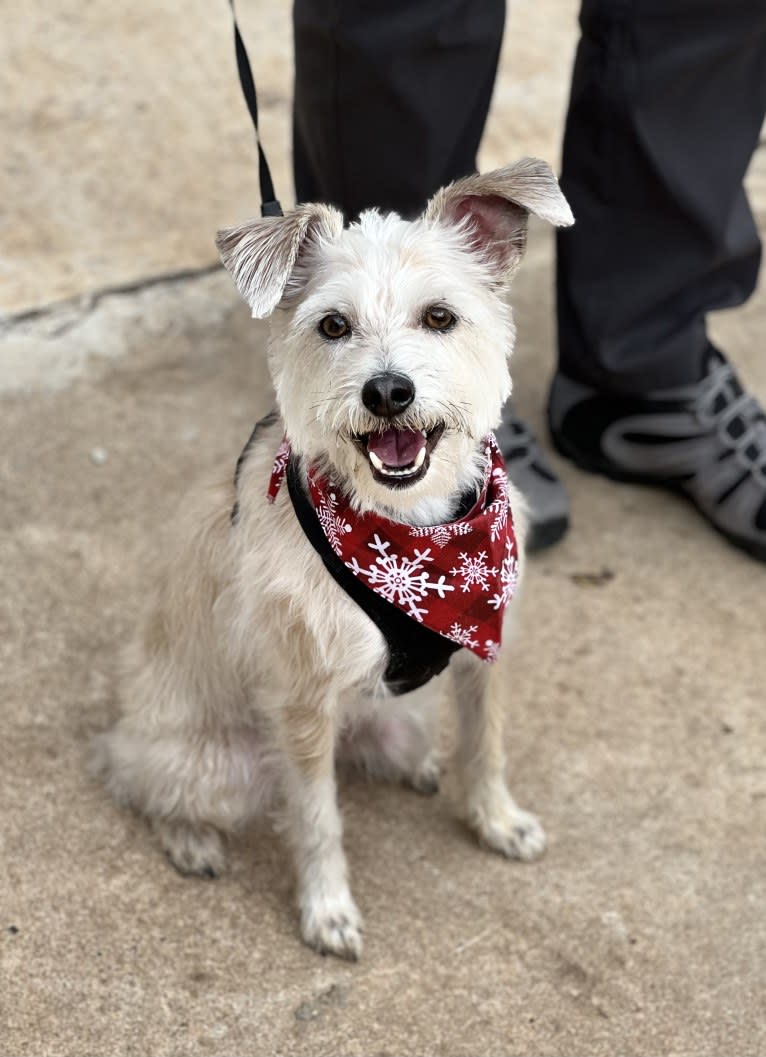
[496, 406, 570, 552]
[548, 347, 766, 562]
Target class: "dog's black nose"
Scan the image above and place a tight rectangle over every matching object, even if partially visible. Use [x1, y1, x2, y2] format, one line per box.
[361, 373, 416, 418]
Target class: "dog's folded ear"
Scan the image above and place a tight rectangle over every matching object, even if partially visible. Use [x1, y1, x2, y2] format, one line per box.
[424, 158, 574, 280]
[216, 204, 344, 318]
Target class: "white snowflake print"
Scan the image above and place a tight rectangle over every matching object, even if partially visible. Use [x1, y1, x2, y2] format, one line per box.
[449, 550, 498, 593]
[488, 538, 519, 611]
[346, 534, 454, 621]
[272, 438, 290, 477]
[409, 521, 473, 548]
[483, 639, 500, 663]
[487, 467, 510, 541]
[316, 490, 353, 552]
[447, 622, 479, 649]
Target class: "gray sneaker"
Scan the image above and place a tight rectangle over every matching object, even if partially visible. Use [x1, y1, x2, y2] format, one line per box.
[549, 347, 766, 562]
[496, 407, 570, 552]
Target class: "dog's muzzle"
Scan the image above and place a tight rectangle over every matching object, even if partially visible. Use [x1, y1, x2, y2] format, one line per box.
[354, 372, 444, 487]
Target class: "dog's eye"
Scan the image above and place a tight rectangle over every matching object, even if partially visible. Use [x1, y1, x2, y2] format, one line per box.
[423, 306, 456, 331]
[319, 313, 350, 340]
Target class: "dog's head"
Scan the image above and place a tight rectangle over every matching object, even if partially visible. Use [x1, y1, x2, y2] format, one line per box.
[217, 159, 572, 520]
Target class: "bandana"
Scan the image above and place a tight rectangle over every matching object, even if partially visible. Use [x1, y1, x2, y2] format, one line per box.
[267, 434, 519, 663]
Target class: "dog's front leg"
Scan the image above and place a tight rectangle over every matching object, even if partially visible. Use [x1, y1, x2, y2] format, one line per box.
[451, 651, 546, 861]
[278, 685, 362, 961]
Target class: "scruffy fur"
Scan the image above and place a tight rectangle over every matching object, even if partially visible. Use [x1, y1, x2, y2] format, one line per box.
[93, 159, 573, 960]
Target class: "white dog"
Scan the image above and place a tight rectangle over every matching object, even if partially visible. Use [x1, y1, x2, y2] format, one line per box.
[93, 159, 573, 960]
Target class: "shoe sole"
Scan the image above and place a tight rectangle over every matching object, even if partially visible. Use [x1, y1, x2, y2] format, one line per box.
[551, 428, 766, 563]
[526, 515, 569, 554]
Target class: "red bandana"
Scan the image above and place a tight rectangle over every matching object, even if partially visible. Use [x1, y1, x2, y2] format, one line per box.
[267, 434, 519, 662]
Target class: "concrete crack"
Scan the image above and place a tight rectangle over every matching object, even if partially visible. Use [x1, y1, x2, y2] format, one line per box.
[0, 261, 223, 335]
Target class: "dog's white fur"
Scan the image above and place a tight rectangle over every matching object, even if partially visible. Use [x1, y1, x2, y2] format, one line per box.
[93, 159, 573, 960]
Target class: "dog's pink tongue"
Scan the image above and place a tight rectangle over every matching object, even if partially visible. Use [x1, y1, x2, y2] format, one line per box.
[368, 427, 426, 467]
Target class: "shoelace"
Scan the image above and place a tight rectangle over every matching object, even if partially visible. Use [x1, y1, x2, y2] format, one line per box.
[696, 363, 766, 476]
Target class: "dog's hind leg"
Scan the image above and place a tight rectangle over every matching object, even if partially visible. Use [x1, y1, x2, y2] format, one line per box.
[152, 818, 227, 879]
[92, 719, 277, 877]
[338, 685, 444, 794]
[450, 650, 545, 861]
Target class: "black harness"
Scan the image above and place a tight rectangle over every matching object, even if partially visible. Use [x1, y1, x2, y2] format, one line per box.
[231, 418, 466, 695]
[285, 456, 462, 695]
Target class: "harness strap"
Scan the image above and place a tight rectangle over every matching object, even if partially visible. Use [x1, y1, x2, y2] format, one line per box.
[285, 456, 461, 695]
[228, 0, 284, 218]
[231, 410, 279, 525]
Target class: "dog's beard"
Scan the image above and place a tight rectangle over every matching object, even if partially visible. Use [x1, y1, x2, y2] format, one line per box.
[338, 398, 471, 487]
[312, 412, 491, 524]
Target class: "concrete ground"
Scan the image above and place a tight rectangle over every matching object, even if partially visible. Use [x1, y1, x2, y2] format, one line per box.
[1, 2, 765, 1054]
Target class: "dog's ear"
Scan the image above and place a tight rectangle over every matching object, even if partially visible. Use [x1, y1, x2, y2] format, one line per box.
[216, 204, 344, 318]
[425, 158, 573, 279]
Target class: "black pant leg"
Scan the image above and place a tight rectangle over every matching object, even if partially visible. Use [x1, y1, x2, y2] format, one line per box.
[293, 0, 505, 219]
[557, 0, 766, 394]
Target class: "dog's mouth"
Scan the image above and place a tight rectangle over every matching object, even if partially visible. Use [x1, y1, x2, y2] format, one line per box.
[353, 424, 445, 488]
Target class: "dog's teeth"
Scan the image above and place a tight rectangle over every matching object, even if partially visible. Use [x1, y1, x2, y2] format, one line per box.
[421, 429, 428, 437]
[369, 445, 427, 478]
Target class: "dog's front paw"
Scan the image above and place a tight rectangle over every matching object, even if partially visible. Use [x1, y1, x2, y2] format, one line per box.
[466, 788, 546, 862]
[300, 890, 363, 961]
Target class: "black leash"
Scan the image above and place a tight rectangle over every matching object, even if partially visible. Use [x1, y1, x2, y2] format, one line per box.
[228, 0, 284, 218]
[226, 5, 284, 525]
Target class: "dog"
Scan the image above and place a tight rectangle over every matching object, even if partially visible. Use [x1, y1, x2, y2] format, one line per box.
[93, 158, 573, 961]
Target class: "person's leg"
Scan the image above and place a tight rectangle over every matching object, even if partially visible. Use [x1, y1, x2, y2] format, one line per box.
[556, 0, 766, 394]
[293, 0, 570, 549]
[293, 0, 505, 219]
[552, 0, 766, 561]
